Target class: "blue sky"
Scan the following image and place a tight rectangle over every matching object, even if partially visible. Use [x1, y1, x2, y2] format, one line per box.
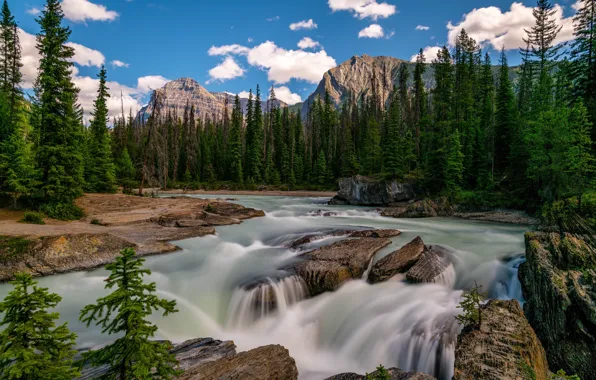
[12, 0, 581, 116]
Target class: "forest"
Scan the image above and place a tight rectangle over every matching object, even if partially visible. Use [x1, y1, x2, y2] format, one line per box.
[0, 0, 595, 224]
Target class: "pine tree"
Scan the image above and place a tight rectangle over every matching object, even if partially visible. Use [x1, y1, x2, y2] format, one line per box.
[86, 66, 116, 193]
[413, 49, 427, 159]
[383, 93, 402, 178]
[0, 0, 22, 135]
[251, 86, 264, 182]
[228, 95, 244, 183]
[524, 0, 563, 73]
[444, 129, 465, 197]
[80, 248, 180, 379]
[116, 147, 136, 192]
[495, 49, 516, 176]
[0, 273, 79, 379]
[315, 150, 327, 185]
[566, 101, 595, 210]
[35, 0, 84, 215]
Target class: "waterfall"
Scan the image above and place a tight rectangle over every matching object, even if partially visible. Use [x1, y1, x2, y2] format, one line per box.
[226, 276, 308, 328]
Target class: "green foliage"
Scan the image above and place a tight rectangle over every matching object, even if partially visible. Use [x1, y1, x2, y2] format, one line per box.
[20, 211, 45, 225]
[79, 248, 181, 379]
[444, 129, 465, 197]
[0, 273, 79, 379]
[40, 202, 85, 221]
[456, 282, 486, 329]
[0, 236, 31, 264]
[552, 369, 581, 380]
[366, 365, 391, 380]
[228, 95, 244, 183]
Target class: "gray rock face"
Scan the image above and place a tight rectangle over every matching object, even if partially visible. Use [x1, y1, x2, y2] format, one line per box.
[330, 176, 416, 206]
[369, 237, 425, 284]
[406, 245, 456, 287]
[325, 367, 436, 380]
[287, 229, 401, 249]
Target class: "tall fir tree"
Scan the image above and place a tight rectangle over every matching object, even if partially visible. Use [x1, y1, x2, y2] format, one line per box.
[566, 100, 595, 210]
[228, 95, 244, 183]
[0, 273, 79, 379]
[80, 248, 181, 379]
[85, 66, 116, 193]
[0, 0, 22, 136]
[494, 49, 516, 177]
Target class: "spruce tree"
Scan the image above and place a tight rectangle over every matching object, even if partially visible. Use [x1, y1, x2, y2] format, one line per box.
[0, 273, 79, 379]
[413, 49, 427, 159]
[251, 86, 264, 182]
[315, 150, 327, 185]
[228, 95, 243, 183]
[495, 49, 516, 176]
[524, 0, 563, 72]
[35, 0, 84, 215]
[383, 93, 402, 178]
[86, 66, 116, 193]
[0, 0, 22, 134]
[80, 248, 180, 379]
[444, 129, 465, 197]
[566, 101, 595, 210]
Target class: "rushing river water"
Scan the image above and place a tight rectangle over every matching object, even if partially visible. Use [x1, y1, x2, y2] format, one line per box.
[0, 195, 528, 379]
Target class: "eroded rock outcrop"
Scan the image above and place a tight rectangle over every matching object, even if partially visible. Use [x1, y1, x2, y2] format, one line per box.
[381, 198, 454, 218]
[406, 245, 455, 287]
[454, 300, 549, 380]
[179, 344, 298, 380]
[288, 229, 400, 249]
[325, 367, 436, 380]
[292, 238, 392, 296]
[519, 232, 596, 379]
[369, 237, 425, 284]
[329, 176, 416, 206]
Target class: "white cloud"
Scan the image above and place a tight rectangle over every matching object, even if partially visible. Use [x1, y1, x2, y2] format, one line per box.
[271, 86, 302, 105]
[208, 44, 250, 56]
[358, 24, 384, 38]
[416, 25, 430, 31]
[289, 19, 318, 31]
[410, 46, 441, 62]
[298, 37, 321, 49]
[328, 0, 396, 20]
[61, 0, 119, 23]
[208, 56, 245, 83]
[135, 75, 169, 93]
[572, 1, 582, 11]
[66, 42, 105, 67]
[111, 60, 129, 68]
[267, 16, 280, 22]
[446, 2, 575, 51]
[26, 7, 41, 15]
[248, 37, 253, 43]
[238, 91, 252, 99]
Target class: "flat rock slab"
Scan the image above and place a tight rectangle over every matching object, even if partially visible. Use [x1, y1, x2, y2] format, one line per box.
[180, 344, 298, 380]
[325, 367, 436, 380]
[369, 236, 425, 284]
[289, 229, 400, 249]
[406, 245, 455, 287]
[293, 238, 392, 296]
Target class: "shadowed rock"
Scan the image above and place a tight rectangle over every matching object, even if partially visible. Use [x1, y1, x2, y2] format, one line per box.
[369, 237, 425, 284]
[406, 245, 455, 287]
[454, 300, 549, 380]
[325, 367, 436, 380]
[329, 175, 416, 206]
[288, 229, 400, 249]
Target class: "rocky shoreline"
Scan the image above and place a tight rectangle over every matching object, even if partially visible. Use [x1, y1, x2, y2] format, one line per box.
[0, 194, 264, 281]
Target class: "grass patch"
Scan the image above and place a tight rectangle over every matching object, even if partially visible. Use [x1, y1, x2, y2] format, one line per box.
[0, 236, 33, 264]
[90, 218, 102, 225]
[19, 211, 45, 225]
[40, 202, 85, 221]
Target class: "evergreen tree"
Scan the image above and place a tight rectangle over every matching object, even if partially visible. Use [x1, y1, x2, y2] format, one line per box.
[0, 273, 79, 379]
[524, 0, 563, 72]
[315, 150, 327, 185]
[228, 95, 243, 183]
[251, 86, 264, 182]
[363, 116, 382, 175]
[80, 248, 180, 379]
[383, 93, 402, 178]
[444, 129, 465, 197]
[0, 0, 22, 135]
[35, 0, 84, 215]
[495, 49, 516, 176]
[116, 147, 136, 192]
[413, 49, 427, 159]
[566, 101, 595, 210]
[86, 66, 116, 193]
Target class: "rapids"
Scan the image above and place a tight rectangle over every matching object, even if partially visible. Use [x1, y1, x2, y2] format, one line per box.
[0, 195, 528, 379]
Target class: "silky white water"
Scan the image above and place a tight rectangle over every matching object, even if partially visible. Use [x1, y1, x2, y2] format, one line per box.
[0, 195, 528, 379]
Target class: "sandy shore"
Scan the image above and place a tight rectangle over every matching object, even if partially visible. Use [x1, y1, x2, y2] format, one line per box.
[159, 189, 337, 197]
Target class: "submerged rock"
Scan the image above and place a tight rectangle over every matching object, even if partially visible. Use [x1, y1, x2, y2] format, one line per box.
[329, 175, 416, 206]
[405, 245, 455, 287]
[519, 232, 596, 379]
[369, 237, 425, 284]
[454, 300, 549, 380]
[292, 238, 392, 296]
[382, 198, 455, 219]
[180, 344, 298, 380]
[288, 229, 400, 250]
[325, 367, 436, 380]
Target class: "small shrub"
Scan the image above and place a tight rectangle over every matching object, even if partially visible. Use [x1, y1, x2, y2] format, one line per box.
[20, 211, 45, 225]
[0, 236, 32, 264]
[552, 369, 581, 380]
[456, 282, 486, 329]
[90, 218, 102, 225]
[366, 365, 390, 380]
[205, 203, 217, 213]
[40, 202, 85, 221]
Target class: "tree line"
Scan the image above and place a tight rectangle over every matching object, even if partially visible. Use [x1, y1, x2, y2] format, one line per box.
[0, 0, 595, 220]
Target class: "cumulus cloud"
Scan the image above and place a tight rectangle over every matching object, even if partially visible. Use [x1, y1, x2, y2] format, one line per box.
[267, 16, 280, 22]
[66, 42, 105, 67]
[416, 25, 430, 31]
[271, 86, 302, 105]
[209, 41, 337, 84]
[26, 7, 42, 15]
[111, 60, 129, 68]
[61, 0, 119, 23]
[289, 19, 318, 31]
[297, 37, 321, 49]
[208, 56, 245, 83]
[358, 24, 384, 38]
[328, 0, 396, 20]
[446, 2, 575, 51]
[410, 46, 441, 62]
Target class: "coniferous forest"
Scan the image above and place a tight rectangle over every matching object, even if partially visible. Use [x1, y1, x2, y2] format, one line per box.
[0, 0, 595, 223]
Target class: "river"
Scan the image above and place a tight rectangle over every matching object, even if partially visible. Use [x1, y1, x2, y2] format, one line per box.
[0, 195, 528, 379]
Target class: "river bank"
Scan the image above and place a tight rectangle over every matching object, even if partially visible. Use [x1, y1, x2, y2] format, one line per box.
[159, 189, 337, 197]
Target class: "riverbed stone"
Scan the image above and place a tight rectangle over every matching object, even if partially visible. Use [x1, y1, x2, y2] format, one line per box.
[292, 238, 392, 296]
[180, 344, 298, 380]
[454, 300, 549, 380]
[369, 237, 425, 284]
[519, 232, 596, 380]
[405, 245, 455, 287]
[329, 175, 417, 206]
[325, 367, 436, 380]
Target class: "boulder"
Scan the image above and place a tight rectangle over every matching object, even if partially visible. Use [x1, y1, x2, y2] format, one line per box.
[288, 229, 400, 250]
[369, 237, 425, 284]
[519, 232, 596, 380]
[325, 368, 435, 380]
[329, 176, 416, 206]
[454, 300, 549, 380]
[180, 344, 298, 380]
[349, 229, 401, 238]
[406, 245, 455, 287]
[292, 238, 392, 296]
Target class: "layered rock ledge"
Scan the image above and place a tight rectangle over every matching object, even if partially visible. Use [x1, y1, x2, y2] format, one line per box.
[329, 175, 417, 206]
[325, 367, 436, 380]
